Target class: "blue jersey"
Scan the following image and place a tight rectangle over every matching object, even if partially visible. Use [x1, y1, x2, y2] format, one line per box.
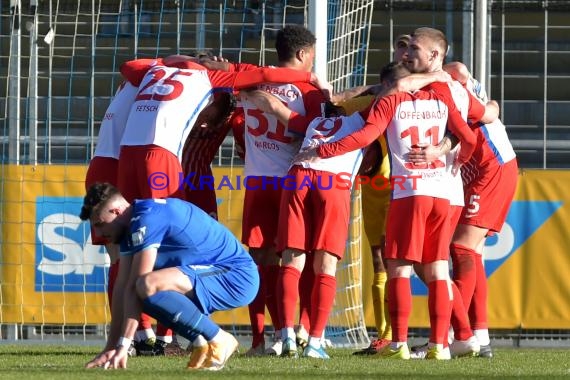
[120, 198, 250, 270]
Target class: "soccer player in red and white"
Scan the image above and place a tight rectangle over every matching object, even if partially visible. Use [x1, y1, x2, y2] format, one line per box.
[444, 62, 518, 358]
[239, 25, 329, 356]
[404, 27, 503, 358]
[85, 80, 137, 307]
[282, 105, 371, 359]
[455, 119, 517, 358]
[84, 79, 180, 356]
[405, 28, 515, 358]
[303, 61, 478, 360]
[242, 87, 374, 358]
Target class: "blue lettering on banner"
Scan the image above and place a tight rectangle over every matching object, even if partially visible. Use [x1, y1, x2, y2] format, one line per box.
[35, 197, 109, 292]
[411, 201, 563, 295]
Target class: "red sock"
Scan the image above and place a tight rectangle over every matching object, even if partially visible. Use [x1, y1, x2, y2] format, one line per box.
[278, 266, 301, 329]
[298, 259, 315, 331]
[138, 312, 153, 330]
[428, 280, 452, 345]
[450, 282, 473, 341]
[248, 265, 266, 347]
[469, 255, 488, 330]
[443, 283, 454, 348]
[309, 273, 336, 338]
[264, 265, 281, 331]
[156, 323, 172, 340]
[450, 243, 477, 309]
[388, 277, 412, 343]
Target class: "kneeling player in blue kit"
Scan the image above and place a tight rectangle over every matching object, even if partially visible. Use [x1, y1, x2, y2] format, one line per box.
[80, 182, 259, 371]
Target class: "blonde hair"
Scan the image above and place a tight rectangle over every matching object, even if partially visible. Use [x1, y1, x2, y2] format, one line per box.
[412, 27, 449, 59]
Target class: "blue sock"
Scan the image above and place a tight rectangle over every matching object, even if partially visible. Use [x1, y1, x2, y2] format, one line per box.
[143, 291, 220, 341]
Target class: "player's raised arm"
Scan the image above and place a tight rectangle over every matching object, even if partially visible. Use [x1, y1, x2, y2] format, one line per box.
[206, 68, 332, 98]
[331, 84, 377, 104]
[317, 61, 414, 158]
[480, 99, 500, 124]
[443, 61, 499, 124]
[241, 90, 293, 125]
[314, 97, 390, 159]
[393, 70, 452, 93]
[242, 88, 333, 137]
[443, 61, 471, 85]
[120, 58, 166, 86]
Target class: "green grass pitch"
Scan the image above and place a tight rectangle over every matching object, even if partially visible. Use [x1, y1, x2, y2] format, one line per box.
[0, 345, 569, 379]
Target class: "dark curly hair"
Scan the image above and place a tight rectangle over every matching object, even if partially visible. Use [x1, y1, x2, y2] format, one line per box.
[79, 182, 120, 221]
[275, 24, 316, 62]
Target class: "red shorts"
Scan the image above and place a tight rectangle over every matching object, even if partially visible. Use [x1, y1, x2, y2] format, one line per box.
[459, 159, 518, 234]
[85, 156, 118, 245]
[117, 145, 184, 203]
[85, 156, 119, 189]
[276, 167, 350, 259]
[241, 176, 283, 248]
[385, 196, 451, 263]
[449, 205, 463, 235]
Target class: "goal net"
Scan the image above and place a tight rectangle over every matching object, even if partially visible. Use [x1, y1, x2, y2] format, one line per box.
[0, 0, 373, 348]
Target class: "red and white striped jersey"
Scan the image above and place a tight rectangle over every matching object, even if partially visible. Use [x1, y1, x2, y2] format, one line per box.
[181, 109, 245, 185]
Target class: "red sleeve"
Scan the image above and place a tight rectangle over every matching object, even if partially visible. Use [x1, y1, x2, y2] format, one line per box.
[466, 91, 485, 122]
[120, 58, 164, 86]
[287, 111, 304, 134]
[444, 97, 477, 164]
[426, 81, 485, 123]
[287, 84, 327, 135]
[228, 62, 260, 72]
[317, 95, 396, 158]
[206, 67, 312, 90]
[166, 60, 205, 70]
[228, 108, 246, 159]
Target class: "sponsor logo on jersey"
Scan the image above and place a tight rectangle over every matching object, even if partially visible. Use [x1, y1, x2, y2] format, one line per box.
[131, 226, 146, 246]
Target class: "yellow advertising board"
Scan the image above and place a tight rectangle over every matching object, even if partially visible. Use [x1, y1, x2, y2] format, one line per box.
[0, 164, 109, 324]
[488, 170, 569, 328]
[1, 166, 569, 329]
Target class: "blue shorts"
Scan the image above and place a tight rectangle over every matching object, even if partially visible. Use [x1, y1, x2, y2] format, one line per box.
[177, 259, 259, 315]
